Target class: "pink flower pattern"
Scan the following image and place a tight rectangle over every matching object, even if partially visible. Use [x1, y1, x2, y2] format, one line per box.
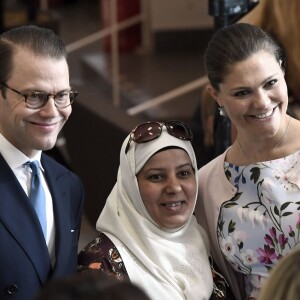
[256, 245, 277, 264]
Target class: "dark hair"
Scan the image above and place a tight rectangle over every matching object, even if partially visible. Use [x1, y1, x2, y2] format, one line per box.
[34, 272, 150, 300]
[0, 25, 67, 83]
[205, 23, 286, 90]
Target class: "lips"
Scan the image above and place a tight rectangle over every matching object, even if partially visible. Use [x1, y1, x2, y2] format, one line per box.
[28, 120, 60, 133]
[29, 119, 62, 127]
[31, 122, 56, 126]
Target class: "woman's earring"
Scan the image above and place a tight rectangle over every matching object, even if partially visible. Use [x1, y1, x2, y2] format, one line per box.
[218, 106, 227, 117]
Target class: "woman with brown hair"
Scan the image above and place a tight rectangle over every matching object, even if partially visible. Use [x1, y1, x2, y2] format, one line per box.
[196, 23, 300, 300]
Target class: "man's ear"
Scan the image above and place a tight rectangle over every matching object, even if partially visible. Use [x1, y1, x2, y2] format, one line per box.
[206, 85, 222, 107]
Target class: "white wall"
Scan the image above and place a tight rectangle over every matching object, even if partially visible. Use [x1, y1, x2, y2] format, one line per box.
[149, 0, 213, 31]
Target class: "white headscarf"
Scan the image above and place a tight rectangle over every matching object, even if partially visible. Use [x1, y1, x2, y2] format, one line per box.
[96, 127, 213, 300]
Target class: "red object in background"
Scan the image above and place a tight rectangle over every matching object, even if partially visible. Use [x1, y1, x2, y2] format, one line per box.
[101, 0, 141, 53]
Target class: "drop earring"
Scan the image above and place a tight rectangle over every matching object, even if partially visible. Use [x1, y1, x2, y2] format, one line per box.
[218, 106, 227, 117]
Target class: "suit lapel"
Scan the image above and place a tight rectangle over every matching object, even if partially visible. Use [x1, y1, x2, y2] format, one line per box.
[42, 155, 72, 276]
[0, 154, 51, 283]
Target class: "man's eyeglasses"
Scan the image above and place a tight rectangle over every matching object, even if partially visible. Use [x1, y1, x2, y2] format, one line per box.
[0, 81, 78, 109]
[125, 120, 193, 154]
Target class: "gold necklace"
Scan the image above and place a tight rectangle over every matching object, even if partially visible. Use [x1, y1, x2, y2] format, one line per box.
[237, 116, 291, 163]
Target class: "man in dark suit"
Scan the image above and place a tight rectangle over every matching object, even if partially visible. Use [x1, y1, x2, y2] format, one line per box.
[0, 25, 84, 299]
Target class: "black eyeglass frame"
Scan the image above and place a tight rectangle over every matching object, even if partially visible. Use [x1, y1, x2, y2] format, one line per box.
[0, 81, 78, 109]
[125, 120, 193, 154]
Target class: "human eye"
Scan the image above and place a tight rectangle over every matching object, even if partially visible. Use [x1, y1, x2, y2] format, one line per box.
[178, 166, 194, 178]
[179, 170, 190, 178]
[233, 90, 250, 98]
[55, 91, 69, 101]
[264, 79, 278, 89]
[148, 173, 163, 182]
[27, 92, 46, 103]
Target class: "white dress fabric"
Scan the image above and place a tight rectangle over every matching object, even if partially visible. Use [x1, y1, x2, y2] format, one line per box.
[96, 127, 213, 300]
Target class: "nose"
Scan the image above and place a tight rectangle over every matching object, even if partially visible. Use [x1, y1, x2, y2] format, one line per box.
[39, 97, 59, 117]
[165, 176, 182, 194]
[253, 90, 271, 109]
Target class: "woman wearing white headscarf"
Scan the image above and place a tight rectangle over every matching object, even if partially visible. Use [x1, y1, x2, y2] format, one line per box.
[78, 121, 226, 300]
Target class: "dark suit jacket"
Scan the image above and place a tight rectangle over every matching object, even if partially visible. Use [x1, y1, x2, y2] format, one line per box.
[0, 153, 84, 300]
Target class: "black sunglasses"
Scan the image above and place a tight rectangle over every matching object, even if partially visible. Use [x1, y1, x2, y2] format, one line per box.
[125, 121, 193, 154]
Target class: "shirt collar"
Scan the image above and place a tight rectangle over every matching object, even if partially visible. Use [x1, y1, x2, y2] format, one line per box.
[0, 133, 42, 170]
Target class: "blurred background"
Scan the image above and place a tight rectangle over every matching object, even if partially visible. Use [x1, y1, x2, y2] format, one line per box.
[0, 0, 218, 248]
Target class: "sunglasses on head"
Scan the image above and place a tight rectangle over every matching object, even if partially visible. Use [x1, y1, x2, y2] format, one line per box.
[125, 120, 193, 154]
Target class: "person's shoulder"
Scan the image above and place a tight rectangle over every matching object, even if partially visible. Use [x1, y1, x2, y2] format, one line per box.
[41, 153, 79, 179]
[82, 232, 116, 250]
[199, 152, 225, 174]
[42, 152, 68, 168]
[41, 153, 84, 196]
[78, 232, 129, 280]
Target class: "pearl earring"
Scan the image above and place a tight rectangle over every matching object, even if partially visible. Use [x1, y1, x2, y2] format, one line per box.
[218, 106, 227, 117]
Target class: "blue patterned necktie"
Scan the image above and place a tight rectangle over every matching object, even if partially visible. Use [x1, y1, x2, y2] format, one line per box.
[27, 160, 47, 239]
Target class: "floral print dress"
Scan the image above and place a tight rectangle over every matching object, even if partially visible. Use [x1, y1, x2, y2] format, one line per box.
[217, 150, 300, 299]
